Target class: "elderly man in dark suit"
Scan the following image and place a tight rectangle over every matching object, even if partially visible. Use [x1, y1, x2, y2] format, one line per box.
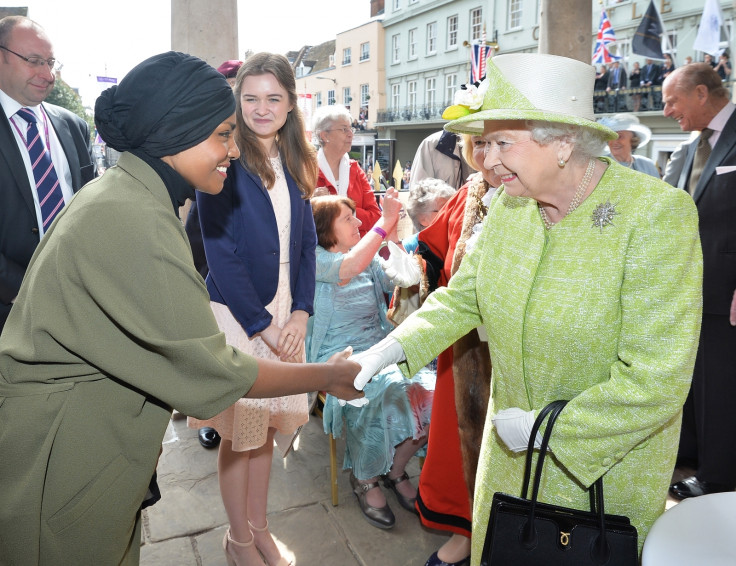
[662, 62, 736, 499]
[0, 15, 95, 331]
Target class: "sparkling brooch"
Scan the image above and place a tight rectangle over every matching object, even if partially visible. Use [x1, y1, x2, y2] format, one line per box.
[591, 200, 619, 232]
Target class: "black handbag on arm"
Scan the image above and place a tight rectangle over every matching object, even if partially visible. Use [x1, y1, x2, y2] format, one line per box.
[480, 400, 638, 566]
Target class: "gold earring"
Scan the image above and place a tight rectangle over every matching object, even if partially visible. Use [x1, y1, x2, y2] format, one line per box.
[558, 158, 566, 168]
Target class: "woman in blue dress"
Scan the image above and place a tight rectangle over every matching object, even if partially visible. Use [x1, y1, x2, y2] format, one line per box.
[307, 189, 435, 530]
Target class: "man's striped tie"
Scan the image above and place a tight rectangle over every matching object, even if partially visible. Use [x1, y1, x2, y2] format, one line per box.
[16, 107, 64, 229]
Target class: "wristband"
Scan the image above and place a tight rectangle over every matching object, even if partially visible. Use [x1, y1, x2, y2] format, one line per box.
[371, 226, 387, 239]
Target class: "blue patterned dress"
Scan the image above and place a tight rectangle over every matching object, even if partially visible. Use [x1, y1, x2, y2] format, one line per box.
[307, 246, 435, 480]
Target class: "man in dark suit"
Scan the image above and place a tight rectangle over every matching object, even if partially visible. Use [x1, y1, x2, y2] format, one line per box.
[606, 61, 627, 112]
[0, 16, 95, 331]
[662, 63, 736, 499]
[641, 58, 662, 110]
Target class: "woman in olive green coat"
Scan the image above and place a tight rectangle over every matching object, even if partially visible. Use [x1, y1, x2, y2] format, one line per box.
[0, 52, 361, 566]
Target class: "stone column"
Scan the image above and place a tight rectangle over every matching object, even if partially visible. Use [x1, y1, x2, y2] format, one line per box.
[538, 0, 592, 63]
[170, 0, 239, 67]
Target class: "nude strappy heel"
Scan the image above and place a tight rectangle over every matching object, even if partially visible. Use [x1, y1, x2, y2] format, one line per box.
[223, 527, 262, 566]
[248, 520, 294, 566]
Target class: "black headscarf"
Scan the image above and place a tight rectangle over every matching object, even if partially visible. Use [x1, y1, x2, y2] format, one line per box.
[95, 51, 236, 211]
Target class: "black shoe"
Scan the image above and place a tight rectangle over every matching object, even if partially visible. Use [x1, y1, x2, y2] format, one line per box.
[381, 471, 418, 513]
[669, 475, 733, 500]
[350, 473, 395, 529]
[198, 427, 220, 448]
[424, 551, 470, 566]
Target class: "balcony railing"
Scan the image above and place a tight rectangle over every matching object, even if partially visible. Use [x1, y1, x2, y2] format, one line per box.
[376, 102, 449, 124]
[377, 81, 734, 124]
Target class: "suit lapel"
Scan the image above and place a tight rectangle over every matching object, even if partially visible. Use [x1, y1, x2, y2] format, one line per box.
[44, 103, 82, 190]
[0, 100, 36, 214]
[693, 110, 736, 202]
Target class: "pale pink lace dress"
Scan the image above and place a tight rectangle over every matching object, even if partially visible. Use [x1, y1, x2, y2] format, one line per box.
[188, 157, 308, 452]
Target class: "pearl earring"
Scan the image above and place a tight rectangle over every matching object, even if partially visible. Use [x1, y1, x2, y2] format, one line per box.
[558, 158, 566, 168]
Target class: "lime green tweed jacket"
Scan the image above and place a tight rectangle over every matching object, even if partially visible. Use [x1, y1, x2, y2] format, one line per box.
[392, 158, 702, 563]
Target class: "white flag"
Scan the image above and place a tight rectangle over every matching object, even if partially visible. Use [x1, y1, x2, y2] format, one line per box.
[693, 0, 723, 57]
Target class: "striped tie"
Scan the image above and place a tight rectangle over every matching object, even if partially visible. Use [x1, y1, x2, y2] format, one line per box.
[16, 107, 64, 229]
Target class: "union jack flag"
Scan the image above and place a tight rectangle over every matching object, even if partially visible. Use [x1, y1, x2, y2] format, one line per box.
[470, 30, 488, 83]
[592, 9, 622, 64]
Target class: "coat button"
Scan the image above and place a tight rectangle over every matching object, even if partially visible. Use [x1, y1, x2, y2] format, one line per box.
[32, 228, 39, 234]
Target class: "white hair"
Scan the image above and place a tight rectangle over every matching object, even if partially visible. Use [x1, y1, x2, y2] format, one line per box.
[311, 104, 352, 146]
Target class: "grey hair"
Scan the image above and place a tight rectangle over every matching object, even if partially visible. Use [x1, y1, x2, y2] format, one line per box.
[311, 104, 352, 146]
[527, 121, 608, 163]
[629, 132, 642, 151]
[406, 178, 456, 232]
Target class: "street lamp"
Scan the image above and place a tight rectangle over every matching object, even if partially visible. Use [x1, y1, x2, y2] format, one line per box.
[316, 76, 337, 85]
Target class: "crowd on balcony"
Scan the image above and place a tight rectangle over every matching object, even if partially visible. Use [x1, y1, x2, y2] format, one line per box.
[593, 51, 731, 113]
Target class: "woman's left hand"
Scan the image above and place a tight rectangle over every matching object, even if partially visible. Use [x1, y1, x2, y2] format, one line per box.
[492, 408, 542, 452]
[279, 310, 309, 360]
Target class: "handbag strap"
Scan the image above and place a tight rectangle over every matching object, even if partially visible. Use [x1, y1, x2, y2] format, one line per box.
[521, 400, 567, 498]
[520, 400, 613, 563]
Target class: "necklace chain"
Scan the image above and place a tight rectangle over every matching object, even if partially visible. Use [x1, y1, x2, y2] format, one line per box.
[539, 158, 596, 230]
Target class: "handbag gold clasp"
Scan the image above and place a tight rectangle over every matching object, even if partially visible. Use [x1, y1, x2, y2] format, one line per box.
[560, 531, 570, 546]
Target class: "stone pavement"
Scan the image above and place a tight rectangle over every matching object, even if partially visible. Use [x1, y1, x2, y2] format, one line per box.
[140, 412, 690, 566]
[140, 413, 447, 566]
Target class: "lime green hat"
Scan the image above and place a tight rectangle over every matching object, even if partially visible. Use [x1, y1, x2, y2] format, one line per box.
[444, 53, 617, 140]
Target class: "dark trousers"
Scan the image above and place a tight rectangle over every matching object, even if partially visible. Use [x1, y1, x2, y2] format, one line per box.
[678, 313, 736, 486]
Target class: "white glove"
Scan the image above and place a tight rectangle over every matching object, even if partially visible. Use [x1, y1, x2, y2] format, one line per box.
[492, 408, 542, 453]
[380, 241, 421, 287]
[339, 336, 406, 407]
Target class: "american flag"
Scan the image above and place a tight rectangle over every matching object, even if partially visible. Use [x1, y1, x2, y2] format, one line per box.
[470, 30, 487, 83]
[592, 9, 622, 64]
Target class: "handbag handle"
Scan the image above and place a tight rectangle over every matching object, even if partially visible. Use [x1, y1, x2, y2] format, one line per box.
[519, 400, 612, 564]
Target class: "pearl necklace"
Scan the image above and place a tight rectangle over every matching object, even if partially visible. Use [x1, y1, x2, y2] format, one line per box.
[539, 158, 596, 230]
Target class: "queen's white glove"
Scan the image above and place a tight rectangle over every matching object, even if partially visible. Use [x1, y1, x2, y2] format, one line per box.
[339, 336, 406, 407]
[380, 241, 421, 287]
[492, 408, 542, 452]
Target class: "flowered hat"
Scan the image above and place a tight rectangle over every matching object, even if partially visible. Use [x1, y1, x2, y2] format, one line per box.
[443, 53, 617, 140]
[597, 113, 652, 147]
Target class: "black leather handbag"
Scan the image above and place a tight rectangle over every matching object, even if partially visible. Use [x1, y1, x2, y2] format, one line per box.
[480, 400, 638, 566]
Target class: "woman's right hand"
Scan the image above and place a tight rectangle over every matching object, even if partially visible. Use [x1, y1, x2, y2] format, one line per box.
[314, 186, 330, 197]
[325, 347, 365, 404]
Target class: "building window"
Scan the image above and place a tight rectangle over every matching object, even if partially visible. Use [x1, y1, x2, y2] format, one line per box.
[426, 77, 436, 108]
[360, 83, 370, 107]
[393, 0, 400, 10]
[342, 47, 351, 65]
[427, 22, 437, 55]
[470, 8, 483, 41]
[327, 89, 336, 105]
[391, 83, 401, 108]
[445, 73, 457, 105]
[408, 28, 417, 59]
[507, 0, 522, 29]
[408, 80, 417, 112]
[447, 15, 458, 49]
[315, 92, 322, 107]
[360, 42, 370, 61]
[470, 8, 483, 42]
[343, 86, 352, 106]
[392, 34, 400, 64]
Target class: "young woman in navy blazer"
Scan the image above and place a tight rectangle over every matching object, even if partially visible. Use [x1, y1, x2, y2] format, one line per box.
[189, 53, 317, 566]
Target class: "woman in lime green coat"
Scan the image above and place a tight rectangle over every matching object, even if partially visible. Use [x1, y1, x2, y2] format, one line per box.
[350, 53, 702, 565]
